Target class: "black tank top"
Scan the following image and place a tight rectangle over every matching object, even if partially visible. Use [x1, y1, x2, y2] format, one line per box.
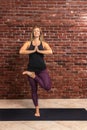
[27, 41, 46, 72]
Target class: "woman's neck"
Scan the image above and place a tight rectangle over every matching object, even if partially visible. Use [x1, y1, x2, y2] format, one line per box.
[34, 37, 39, 42]
[33, 38, 40, 46]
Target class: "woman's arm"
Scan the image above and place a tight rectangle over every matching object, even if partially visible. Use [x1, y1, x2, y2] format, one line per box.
[19, 41, 36, 54]
[37, 41, 52, 55]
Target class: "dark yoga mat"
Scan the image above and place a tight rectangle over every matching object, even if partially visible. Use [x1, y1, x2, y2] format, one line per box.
[0, 108, 87, 121]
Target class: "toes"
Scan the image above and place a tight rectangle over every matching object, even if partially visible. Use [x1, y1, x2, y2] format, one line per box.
[35, 113, 40, 117]
[22, 72, 25, 75]
[22, 71, 27, 75]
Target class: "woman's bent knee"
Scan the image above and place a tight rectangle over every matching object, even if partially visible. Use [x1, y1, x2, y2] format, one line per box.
[45, 85, 51, 91]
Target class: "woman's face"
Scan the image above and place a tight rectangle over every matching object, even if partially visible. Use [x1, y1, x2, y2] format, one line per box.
[33, 28, 40, 38]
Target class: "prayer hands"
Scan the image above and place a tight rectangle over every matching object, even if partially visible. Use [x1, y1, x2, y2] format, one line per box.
[34, 46, 39, 52]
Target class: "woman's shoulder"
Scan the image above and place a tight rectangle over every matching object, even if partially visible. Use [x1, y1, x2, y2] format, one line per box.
[24, 40, 31, 47]
[25, 40, 31, 44]
[42, 41, 49, 47]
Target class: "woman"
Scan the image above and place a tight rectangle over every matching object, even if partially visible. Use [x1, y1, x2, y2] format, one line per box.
[19, 26, 52, 117]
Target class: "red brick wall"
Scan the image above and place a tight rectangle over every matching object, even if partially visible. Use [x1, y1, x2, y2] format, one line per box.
[0, 0, 87, 98]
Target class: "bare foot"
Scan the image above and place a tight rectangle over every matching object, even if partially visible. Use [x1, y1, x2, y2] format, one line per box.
[22, 71, 35, 78]
[35, 112, 40, 117]
[35, 106, 40, 117]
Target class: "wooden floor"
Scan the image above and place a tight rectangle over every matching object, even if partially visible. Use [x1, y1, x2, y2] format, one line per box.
[0, 99, 87, 130]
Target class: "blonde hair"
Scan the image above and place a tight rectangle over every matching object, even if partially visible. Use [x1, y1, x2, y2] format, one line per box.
[30, 26, 44, 42]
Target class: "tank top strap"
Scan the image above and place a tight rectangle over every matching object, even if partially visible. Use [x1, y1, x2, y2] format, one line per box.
[31, 41, 33, 45]
[28, 41, 34, 50]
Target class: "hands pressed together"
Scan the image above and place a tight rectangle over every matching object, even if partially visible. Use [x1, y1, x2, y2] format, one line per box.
[19, 41, 52, 55]
[34, 46, 39, 52]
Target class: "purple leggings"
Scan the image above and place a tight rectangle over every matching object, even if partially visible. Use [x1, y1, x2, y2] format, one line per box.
[28, 69, 51, 106]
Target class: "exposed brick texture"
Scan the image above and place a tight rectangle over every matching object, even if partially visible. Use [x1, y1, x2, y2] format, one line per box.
[0, 0, 87, 98]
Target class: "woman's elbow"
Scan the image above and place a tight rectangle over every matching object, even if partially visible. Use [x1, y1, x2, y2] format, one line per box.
[50, 50, 53, 54]
[19, 50, 23, 54]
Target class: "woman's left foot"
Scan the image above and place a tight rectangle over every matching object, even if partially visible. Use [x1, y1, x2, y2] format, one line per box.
[22, 71, 35, 78]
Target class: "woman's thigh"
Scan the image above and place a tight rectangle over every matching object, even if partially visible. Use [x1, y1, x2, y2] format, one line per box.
[37, 69, 51, 90]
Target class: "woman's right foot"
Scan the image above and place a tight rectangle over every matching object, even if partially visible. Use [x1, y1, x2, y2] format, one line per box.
[35, 106, 40, 117]
[22, 71, 35, 78]
[35, 112, 40, 117]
